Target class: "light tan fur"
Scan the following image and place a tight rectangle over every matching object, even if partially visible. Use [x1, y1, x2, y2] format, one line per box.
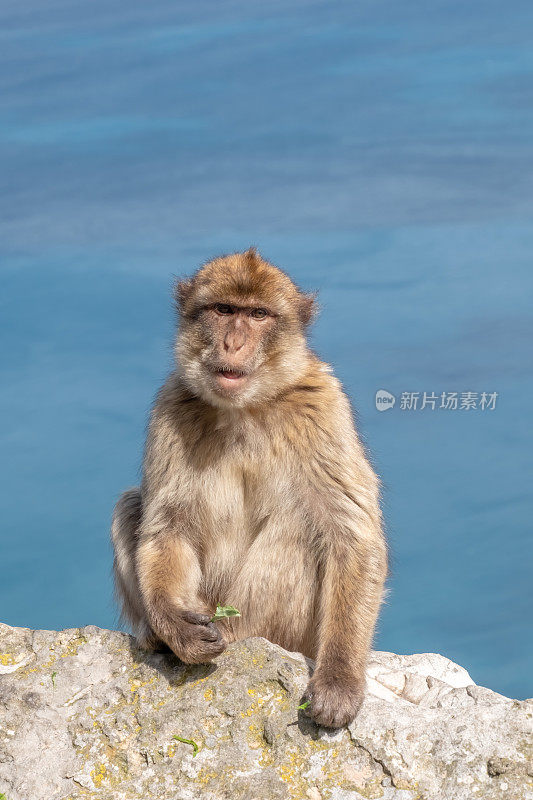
[111, 248, 387, 727]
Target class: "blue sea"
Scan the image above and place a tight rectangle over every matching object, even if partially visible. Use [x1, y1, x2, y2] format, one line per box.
[1, 0, 532, 699]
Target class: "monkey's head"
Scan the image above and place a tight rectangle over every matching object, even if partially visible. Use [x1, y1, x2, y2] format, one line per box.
[175, 248, 316, 408]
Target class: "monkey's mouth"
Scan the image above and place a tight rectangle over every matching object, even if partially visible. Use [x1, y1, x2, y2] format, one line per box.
[213, 367, 249, 387]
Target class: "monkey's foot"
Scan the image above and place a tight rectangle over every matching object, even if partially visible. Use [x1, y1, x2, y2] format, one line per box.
[303, 671, 365, 728]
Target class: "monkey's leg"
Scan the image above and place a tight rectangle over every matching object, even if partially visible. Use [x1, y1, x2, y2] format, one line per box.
[221, 518, 318, 657]
[111, 489, 165, 649]
[305, 513, 387, 728]
[136, 507, 226, 664]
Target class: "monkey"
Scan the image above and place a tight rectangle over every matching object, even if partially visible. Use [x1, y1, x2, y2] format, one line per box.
[111, 248, 387, 728]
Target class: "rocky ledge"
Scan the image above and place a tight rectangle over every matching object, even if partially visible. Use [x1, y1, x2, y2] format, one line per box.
[0, 623, 531, 800]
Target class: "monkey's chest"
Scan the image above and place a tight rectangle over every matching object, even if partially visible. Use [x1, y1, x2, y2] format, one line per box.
[194, 461, 278, 594]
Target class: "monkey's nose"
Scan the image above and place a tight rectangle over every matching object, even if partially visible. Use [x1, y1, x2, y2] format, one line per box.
[223, 332, 245, 353]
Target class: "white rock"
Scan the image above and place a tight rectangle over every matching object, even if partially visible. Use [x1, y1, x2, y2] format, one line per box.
[0, 622, 531, 800]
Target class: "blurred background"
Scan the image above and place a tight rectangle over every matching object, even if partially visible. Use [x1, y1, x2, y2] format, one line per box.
[1, 0, 532, 699]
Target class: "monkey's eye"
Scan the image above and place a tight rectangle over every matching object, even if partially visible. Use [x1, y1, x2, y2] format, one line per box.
[214, 303, 234, 315]
[251, 308, 268, 320]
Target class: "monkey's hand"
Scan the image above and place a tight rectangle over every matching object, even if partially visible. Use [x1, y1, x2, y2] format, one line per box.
[160, 610, 226, 664]
[303, 670, 365, 728]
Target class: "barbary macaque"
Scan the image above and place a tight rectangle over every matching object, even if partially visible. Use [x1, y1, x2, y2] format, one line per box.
[112, 248, 387, 727]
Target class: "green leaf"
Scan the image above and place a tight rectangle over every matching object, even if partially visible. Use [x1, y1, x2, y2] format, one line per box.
[172, 735, 199, 757]
[0, 793, 7, 799]
[51, 671, 57, 689]
[211, 604, 241, 621]
[297, 700, 310, 710]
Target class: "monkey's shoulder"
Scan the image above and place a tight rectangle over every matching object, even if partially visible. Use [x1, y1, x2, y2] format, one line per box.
[277, 360, 352, 419]
[150, 373, 217, 429]
[264, 360, 360, 453]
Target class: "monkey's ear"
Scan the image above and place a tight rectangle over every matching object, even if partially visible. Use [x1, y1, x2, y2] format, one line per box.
[298, 292, 318, 327]
[175, 279, 194, 311]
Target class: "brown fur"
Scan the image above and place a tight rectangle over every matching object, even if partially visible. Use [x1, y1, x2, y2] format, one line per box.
[111, 248, 387, 727]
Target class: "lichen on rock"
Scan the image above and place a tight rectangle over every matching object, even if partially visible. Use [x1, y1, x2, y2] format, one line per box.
[0, 622, 531, 799]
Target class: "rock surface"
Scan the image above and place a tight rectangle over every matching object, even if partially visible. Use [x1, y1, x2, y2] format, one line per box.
[0, 623, 531, 800]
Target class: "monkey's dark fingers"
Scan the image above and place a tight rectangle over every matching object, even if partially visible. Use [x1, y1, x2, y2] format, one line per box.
[179, 618, 223, 644]
[194, 621, 222, 643]
[181, 611, 212, 626]
[178, 635, 227, 664]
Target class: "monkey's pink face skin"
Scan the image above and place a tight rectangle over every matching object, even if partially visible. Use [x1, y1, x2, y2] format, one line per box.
[200, 302, 277, 402]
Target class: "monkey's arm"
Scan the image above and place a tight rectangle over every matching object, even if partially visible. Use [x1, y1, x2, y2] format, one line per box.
[304, 402, 387, 727]
[134, 504, 223, 663]
[135, 398, 226, 664]
[310, 494, 386, 727]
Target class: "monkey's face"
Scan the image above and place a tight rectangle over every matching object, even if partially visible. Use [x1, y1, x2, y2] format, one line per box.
[175, 250, 315, 408]
[177, 300, 301, 408]
[203, 302, 276, 394]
